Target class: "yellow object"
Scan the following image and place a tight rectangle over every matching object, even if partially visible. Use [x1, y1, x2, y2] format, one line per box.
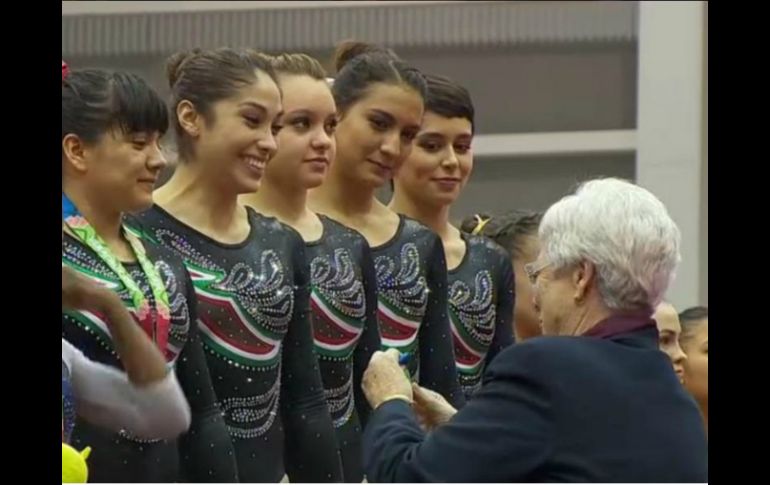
[62, 443, 91, 483]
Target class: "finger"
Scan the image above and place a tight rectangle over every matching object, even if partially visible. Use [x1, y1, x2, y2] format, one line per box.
[383, 347, 401, 362]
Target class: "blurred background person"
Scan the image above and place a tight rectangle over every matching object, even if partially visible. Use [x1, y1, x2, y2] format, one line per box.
[653, 301, 688, 383]
[679, 306, 708, 433]
[461, 210, 542, 342]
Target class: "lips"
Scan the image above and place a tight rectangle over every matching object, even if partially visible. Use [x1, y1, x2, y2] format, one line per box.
[367, 158, 393, 172]
[243, 155, 267, 173]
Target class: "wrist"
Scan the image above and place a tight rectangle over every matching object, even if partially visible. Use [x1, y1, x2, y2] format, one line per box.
[376, 394, 414, 409]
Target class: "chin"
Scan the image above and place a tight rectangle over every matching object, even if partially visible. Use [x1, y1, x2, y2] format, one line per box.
[126, 196, 155, 214]
[303, 175, 327, 189]
[235, 177, 263, 195]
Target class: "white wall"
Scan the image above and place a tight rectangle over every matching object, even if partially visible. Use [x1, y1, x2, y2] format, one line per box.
[636, 1, 707, 310]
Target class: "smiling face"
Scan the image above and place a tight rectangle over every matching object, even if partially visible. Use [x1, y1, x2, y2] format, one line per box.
[393, 110, 474, 209]
[177, 69, 283, 194]
[63, 128, 167, 214]
[333, 82, 424, 188]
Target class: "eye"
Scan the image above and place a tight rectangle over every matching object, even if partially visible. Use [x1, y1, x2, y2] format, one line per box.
[369, 117, 389, 131]
[420, 140, 442, 152]
[324, 119, 338, 136]
[291, 117, 310, 130]
[244, 115, 262, 128]
[454, 143, 472, 154]
[271, 123, 283, 136]
[131, 136, 149, 150]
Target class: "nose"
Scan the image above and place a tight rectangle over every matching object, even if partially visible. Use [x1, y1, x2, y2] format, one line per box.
[258, 131, 278, 159]
[440, 148, 460, 169]
[147, 144, 167, 171]
[311, 128, 333, 151]
[380, 132, 401, 158]
[673, 344, 688, 365]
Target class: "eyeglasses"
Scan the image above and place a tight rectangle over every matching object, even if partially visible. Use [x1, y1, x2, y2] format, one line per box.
[524, 259, 552, 285]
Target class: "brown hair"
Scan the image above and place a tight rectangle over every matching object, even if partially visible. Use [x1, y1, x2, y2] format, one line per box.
[166, 47, 277, 161]
[330, 40, 427, 113]
[460, 210, 543, 260]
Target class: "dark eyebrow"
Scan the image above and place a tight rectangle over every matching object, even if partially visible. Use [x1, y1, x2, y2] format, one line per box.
[417, 132, 446, 141]
[369, 109, 396, 124]
[284, 109, 313, 118]
[238, 102, 268, 115]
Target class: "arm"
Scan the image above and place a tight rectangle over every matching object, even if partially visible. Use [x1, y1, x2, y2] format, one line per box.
[282, 237, 344, 482]
[62, 265, 167, 386]
[486, 258, 515, 367]
[418, 237, 466, 409]
[352, 243, 382, 428]
[363, 348, 552, 483]
[176, 271, 239, 483]
[63, 338, 191, 440]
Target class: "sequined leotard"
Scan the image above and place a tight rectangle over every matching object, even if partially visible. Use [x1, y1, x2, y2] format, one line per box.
[62, 230, 237, 483]
[134, 205, 342, 483]
[447, 233, 515, 399]
[304, 215, 381, 482]
[368, 214, 465, 409]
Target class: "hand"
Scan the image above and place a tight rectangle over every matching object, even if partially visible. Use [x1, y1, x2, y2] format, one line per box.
[62, 266, 119, 313]
[362, 348, 413, 409]
[411, 383, 457, 431]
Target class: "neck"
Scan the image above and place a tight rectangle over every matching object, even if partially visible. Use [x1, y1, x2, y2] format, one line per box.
[63, 184, 124, 246]
[568, 301, 615, 337]
[389, 191, 453, 239]
[154, 163, 241, 231]
[309, 163, 375, 218]
[243, 176, 308, 224]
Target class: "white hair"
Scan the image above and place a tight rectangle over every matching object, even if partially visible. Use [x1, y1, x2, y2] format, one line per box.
[539, 178, 681, 312]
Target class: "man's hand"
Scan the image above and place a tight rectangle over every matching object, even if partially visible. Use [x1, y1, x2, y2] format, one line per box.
[412, 383, 457, 431]
[362, 348, 414, 409]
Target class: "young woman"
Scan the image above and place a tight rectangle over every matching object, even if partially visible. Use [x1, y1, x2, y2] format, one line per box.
[241, 52, 381, 482]
[309, 41, 465, 409]
[61, 65, 236, 482]
[133, 48, 342, 482]
[389, 74, 514, 399]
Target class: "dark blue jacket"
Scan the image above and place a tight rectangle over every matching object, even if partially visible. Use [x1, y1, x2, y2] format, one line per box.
[363, 316, 708, 482]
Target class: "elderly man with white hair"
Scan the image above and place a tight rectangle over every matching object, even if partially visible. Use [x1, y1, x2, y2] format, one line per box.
[360, 178, 708, 483]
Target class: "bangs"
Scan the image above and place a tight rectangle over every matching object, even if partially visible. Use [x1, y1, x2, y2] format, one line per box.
[109, 72, 169, 136]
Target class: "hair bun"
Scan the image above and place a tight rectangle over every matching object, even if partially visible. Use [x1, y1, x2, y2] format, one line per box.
[165, 48, 202, 88]
[62, 61, 70, 81]
[333, 40, 397, 73]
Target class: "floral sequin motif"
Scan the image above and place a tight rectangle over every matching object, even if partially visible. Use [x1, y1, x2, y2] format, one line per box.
[374, 243, 428, 352]
[310, 248, 366, 360]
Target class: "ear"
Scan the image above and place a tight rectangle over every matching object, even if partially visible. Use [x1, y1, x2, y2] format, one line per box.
[572, 260, 596, 304]
[176, 100, 203, 138]
[62, 134, 89, 173]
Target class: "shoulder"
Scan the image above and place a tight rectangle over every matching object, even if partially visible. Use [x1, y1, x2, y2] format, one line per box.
[320, 214, 370, 250]
[246, 207, 305, 249]
[465, 234, 511, 271]
[487, 336, 605, 378]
